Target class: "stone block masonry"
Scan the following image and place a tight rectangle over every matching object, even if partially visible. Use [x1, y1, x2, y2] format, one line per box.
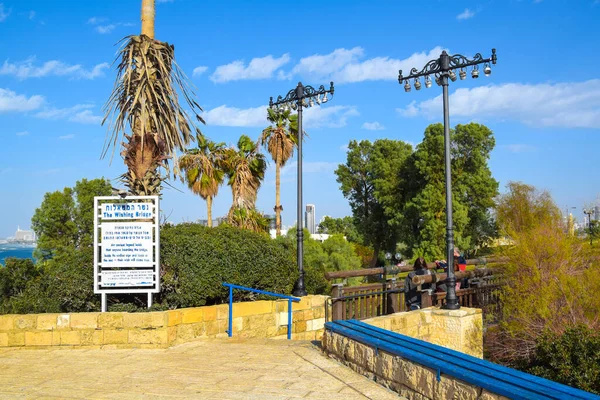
[0, 295, 328, 349]
[362, 307, 483, 358]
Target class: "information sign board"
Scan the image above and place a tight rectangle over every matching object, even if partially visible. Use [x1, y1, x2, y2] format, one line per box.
[93, 196, 160, 298]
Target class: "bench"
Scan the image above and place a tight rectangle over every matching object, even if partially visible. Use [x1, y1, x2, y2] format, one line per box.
[324, 320, 599, 400]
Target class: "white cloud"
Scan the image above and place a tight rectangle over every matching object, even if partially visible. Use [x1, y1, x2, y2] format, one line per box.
[87, 17, 133, 34]
[35, 104, 102, 125]
[192, 66, 208, 77]
[0, 58, 109, 80]
[96, 24, 116, 34]
[202, 103, 359, 128]
[362, 121, 385, 131]
[69, 109, 102, 124]
[16, 131, 29, 136]
[0, 4, 10, 22]
[303, 105, 359, 128]
[87, 17, 106, 25]
[290, 46, 445, 84]
[210, 54, 291, 83]
[28, 11, 35, 20]
[59, 134, 75, 140]
[396, 79, 600, 129]
[0, 88, 44, 112]
[503, 144, 536, 153]
[457, 8, 475, 20]
[203, 105, 267, 127]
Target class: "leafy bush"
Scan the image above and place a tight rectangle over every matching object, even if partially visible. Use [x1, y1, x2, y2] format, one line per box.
[523, 325, 600, 394]
[159, 223, 327, 307]
[0, 258, 48, 314]
[486, 183, 600, 365]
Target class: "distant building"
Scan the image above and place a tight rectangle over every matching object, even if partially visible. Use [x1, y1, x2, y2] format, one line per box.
[197, 217, 227, 227]
[269, 229, 288, 239]
[595, 205, 600, 221]
[12, 226, 36, 243]
[305, 204, 316, 234]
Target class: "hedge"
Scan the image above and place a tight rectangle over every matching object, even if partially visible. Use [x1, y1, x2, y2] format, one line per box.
[158, 223, 326, 307]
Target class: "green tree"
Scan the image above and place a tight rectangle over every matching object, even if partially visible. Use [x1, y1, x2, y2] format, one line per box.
[321, 234, 362, 272]
[453, 123, 499, 249]
[259, 108, 298, 236]
[335, 139, 413, 265]
[30, 178, 112, 312]
[224, 135, 268, 232]
[179, 135, 227, 227]
[32, 178, 113, 259]
[496, 181, 560, 235]
[401, 123, 498, 259]
[317, 216, 362, 243]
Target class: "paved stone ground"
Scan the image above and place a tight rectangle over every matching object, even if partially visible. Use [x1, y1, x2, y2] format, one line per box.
[0, 339, 402, 399]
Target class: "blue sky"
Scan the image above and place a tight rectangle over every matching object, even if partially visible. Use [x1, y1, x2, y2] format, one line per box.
[0, 0, 599, 238]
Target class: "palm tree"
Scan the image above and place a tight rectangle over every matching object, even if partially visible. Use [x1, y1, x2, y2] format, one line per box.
[102, 0, 204, 195]
[224, 135, 267, 231]
[179, 135, 226, 227]
[259, 108, 298, 237]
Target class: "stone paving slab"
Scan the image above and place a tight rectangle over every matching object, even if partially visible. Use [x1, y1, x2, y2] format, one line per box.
[0, 339, 402, 399]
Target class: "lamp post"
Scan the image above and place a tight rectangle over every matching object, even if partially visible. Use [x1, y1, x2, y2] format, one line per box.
[398, 48, 497, 310]
[269, 81, 335, 296]
[584, 208, 594, 246]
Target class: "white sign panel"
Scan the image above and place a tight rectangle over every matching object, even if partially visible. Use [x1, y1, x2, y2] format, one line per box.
[101, 203, 154, 220]
[93, 195, 160, 296]
[101, 270, 155, 287]
[101, 223, 153, 267]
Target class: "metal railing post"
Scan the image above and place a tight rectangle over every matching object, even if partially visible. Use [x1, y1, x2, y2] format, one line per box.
[228, 285, 233, 337]
[222, 283, 300, 340]
[287, 299, 293, 340]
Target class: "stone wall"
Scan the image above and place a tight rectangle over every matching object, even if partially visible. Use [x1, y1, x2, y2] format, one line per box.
[323, 329, 507, 400]
[362, 307, 483, 358]
[0, 295, 327, 349]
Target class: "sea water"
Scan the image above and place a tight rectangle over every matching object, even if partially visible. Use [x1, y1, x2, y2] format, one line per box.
[0, 242, 36, 265]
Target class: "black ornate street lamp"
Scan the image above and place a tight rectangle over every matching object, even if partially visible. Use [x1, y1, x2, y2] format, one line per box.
[269, 81, 335, 296]
[398, 49, 497, 310]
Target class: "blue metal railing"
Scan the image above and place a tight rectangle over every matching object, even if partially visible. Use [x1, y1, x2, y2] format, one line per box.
[222, 283, 301, 340]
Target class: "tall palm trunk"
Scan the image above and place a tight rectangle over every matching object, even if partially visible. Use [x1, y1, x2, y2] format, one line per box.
[141, 0, 155, 38]
[275, 162, 281, 236]
[207, 196, 213, 227]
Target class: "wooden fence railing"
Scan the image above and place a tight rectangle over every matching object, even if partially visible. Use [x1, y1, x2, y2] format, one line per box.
[326, 259, 504, 322]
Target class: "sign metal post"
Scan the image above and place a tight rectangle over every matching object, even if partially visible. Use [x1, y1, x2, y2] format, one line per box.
[93, 196, 160, 312]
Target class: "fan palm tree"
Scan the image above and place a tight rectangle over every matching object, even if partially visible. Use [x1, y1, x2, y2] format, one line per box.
[179, 135, 226, 227]
[259, 108, 298, 237]
[224, 135, 267, 231]
[102, 0, 204, 195]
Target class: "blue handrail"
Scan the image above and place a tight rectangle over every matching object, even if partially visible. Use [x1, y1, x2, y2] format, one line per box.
[222, 283, 301, 340]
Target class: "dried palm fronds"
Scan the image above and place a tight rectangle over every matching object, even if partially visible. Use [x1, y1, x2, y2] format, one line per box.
[102, 34, 204, 195]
